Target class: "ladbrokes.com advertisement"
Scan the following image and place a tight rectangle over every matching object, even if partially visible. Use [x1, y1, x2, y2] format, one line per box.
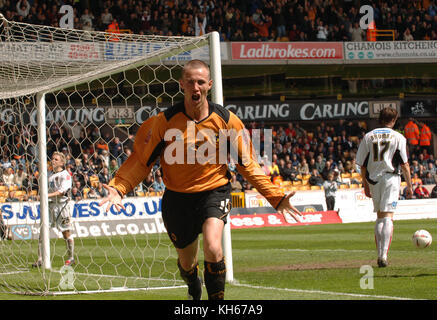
[231, 42, 343, 60]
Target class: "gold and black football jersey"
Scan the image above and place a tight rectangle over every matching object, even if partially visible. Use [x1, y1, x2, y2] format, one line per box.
[109, 101, 285, 209]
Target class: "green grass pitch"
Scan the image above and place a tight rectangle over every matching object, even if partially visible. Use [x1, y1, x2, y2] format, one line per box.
[1, 218, 436, 300]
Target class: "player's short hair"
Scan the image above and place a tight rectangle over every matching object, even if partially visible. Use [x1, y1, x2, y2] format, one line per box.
[52, 151, 66, 166]
[379, 107, 398, 126]
[181, 59, 210, 79]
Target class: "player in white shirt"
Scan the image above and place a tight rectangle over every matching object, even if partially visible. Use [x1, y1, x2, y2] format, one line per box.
[32, 152, 75, 267]
[356, 107, 413, 267]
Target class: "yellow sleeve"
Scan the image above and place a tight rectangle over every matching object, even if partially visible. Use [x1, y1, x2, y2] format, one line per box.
[108, 115, 162, 196]
[228, 113, 286, 209]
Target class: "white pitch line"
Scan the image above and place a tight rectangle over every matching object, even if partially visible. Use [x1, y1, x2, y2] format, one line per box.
[0, 271, 29, 275]
[50, 285, 187, 296]
[232, 282, 418, 300]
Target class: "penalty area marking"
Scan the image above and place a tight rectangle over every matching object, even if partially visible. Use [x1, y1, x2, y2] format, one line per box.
[232, 282, 417, 300]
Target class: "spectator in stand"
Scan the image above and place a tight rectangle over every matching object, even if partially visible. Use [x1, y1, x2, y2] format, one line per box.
[96, 181, 109, 198]
[410, 160, 421, 176]
[2, 167, 15, 188]
[315, 155, 325, 174]
[230, 173, 243, 193]
[6, 190, 20, 202]
[288, 23, 299, 41]
[280, 160, 294, 181]
[412, 171, 423, 185]
[350, 22, 366, 41]
[195, 13, 208, 36]
[98, 167, 111, 185]
[16, 0, 31, 18]
[14, 165, 28, 189]
[87, 187, 99, 199]
[251, 15, 272, 41]
[309, 168, 324, 187]
[143, 172, 155, 192]
[273, 6, 287, 40]
[423, 171, 436, 185]
[101, 8, 113, 29]
[404, 27, 414, 41]
[109, 159, 119, 177]
[297, 158, 310, 176]
[414, 183, 430, 199]
[316, 19, 329, 41]
[80, 8, 95, 29]
[151, 171, 166, 192]
[71, 187, 82, 201]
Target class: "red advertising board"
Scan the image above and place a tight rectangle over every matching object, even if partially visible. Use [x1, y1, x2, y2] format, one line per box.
[229, 211, 342, 229]
[231, 42, 343, 60]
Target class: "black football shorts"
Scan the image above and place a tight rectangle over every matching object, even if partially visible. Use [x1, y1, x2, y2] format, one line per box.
[161, 183, 232, 249]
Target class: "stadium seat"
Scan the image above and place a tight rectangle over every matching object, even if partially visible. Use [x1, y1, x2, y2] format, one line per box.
[339, 184, 348, 189]
[14, 190, 26, 200]
[310, 186, 321, 190]
[231, 192, 245, 208]
[298, 186, 310, 191]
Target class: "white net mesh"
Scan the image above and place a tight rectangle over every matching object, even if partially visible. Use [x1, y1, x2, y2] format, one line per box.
[0, 15, 212, 295]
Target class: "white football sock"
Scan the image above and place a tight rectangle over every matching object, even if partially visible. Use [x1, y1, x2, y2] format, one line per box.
[374, 218, 384, 259]
[380, 217, 393, 260]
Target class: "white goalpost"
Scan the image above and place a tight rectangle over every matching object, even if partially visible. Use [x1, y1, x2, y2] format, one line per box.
[0, 14, 233, 295]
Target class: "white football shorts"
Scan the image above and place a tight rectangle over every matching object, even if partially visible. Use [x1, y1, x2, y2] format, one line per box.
[49, 201, 73, 232]
[368, 173, 401, 213]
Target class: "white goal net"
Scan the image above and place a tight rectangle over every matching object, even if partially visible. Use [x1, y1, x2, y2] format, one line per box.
[0, 14, 226, 295]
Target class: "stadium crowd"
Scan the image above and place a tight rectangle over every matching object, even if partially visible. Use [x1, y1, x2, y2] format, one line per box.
[1, 0, 437, 41]
[1, 116, 436, 203]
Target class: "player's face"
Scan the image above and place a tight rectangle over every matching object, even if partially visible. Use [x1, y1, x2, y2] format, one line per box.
[51, 155, 64, 170]
[180, 66, 212, 108]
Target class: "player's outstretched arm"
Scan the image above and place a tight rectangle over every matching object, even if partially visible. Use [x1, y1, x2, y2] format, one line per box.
[276, 191, 302, 222]
[99, 184, 126, 213]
